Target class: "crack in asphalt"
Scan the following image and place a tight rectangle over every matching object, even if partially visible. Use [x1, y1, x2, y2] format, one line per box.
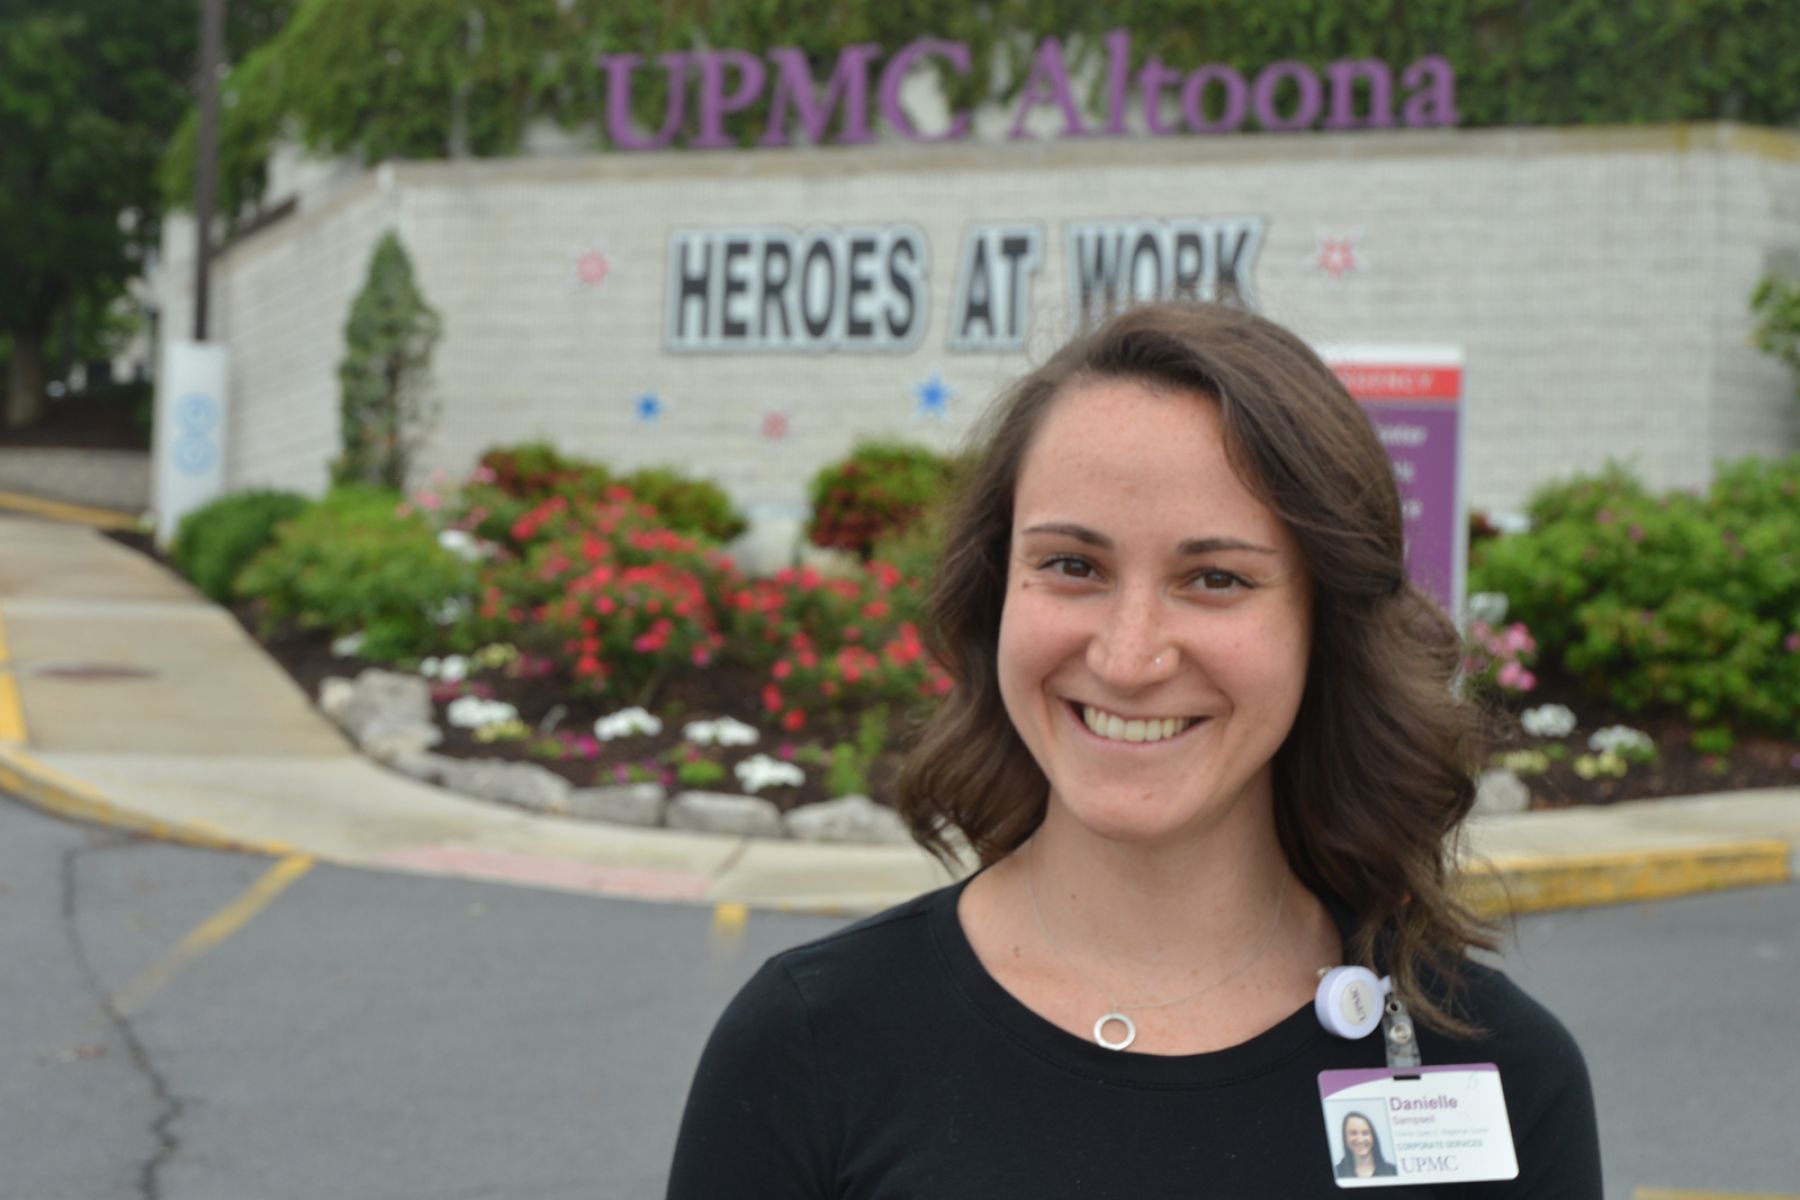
[61, 837, 184, 1200]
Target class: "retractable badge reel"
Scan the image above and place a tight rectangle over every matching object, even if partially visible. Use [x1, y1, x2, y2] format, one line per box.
[1314, 967, 1518, 1187]
[1314, 965, 1419, 1069]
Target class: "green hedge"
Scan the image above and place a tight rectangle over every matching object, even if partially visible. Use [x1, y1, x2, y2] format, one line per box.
[1469, 457, 1800, 737]
[169, 489, 313, 603]
[236, 484, 476, 662]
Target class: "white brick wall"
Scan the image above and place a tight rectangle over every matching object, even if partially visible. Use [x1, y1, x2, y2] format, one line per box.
[155, 122, 1800, 526]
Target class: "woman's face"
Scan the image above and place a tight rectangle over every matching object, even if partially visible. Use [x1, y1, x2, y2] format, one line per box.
[996, 377, 1312, 848]
[1344, 1116, 1375, 1159]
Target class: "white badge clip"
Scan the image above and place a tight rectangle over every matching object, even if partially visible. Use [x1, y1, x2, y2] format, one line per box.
[1315, 966, 1421, 1071]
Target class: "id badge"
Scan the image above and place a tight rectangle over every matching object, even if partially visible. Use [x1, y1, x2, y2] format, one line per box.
[1317, 1065, 1518, 1187]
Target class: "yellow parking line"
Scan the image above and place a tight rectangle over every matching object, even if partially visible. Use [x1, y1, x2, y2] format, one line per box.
[0, 489, 141, 530]
[0, 608, 24, 744]
[1635, 1190, 1800, 1199]
[110, 854, 314, 1017]
[711, 901, 749, 957]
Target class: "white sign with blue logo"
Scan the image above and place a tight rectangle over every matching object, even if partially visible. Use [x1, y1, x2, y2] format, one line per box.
[154, 340, 230, 546]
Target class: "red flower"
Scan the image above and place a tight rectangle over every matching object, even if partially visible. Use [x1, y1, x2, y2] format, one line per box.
[772, 660, 793, 680]
[782, 709, 806, 731]
[762, 683, 783, 712]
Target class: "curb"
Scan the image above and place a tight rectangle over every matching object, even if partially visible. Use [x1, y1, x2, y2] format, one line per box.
[0, 746, 300, 859]
[0, 489, 143, 531]
[1461, 840, 1792, 918]
[0, 732, 1790, 914]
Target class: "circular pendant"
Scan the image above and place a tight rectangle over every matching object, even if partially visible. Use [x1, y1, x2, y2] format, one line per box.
[1093, 1011, 1136, 1051]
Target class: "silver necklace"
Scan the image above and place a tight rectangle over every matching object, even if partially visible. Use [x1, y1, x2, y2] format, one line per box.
[1025, 840, 1287, 1051]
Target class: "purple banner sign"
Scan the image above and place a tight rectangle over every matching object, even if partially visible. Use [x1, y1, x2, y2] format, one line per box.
[1328, 352, 1467, 618]
[597, 31, 1456, 151]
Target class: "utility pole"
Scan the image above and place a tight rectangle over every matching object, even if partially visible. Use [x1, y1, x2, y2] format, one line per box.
[193, 0, 224, 340]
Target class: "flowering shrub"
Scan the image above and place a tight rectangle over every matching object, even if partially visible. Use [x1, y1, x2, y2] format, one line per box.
[1470, 457, 1800, 737]
[1462, 617, 1539, 696]
[806, 441, 957, 559]
[723, 558, 949, 729]
[472, 495, 737, 702]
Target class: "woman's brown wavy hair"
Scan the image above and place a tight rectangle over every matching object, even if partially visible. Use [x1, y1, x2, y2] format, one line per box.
[896, 301, 1495, 1034]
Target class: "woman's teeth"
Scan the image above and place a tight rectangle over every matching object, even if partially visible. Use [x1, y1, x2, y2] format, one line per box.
[1080, 706, 1194, 743]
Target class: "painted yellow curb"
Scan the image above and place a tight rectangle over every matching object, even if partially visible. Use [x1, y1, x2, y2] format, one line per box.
[0, 489, 143, 531]
[0, 746, 297, 859]
[0, 606, 24, 745]
[1461, 840, 1792, 918]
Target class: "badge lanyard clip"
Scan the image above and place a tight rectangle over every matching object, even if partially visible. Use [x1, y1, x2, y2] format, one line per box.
[1315, 966, 1422, 1069]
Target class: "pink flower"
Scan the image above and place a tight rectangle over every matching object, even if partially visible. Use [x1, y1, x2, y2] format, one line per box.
[777, 743, 798, 762]
[413, 489, 443, 512]
[1785, 633, 1800, 653]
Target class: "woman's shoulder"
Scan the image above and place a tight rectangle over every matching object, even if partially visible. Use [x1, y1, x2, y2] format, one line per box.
[747, 881, 960, 1013]
[1434, 958, 1583, 1061]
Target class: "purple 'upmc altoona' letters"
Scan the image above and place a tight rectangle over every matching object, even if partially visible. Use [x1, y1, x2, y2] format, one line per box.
[595, 31, 1457, 151]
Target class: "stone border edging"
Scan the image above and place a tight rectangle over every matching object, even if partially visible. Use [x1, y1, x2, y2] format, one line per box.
[324, 667, 914, 847]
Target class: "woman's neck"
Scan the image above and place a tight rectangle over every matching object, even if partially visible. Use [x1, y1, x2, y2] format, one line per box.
[1025, 797, 1298, 974]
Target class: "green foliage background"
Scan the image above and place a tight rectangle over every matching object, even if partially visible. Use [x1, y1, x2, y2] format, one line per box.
[167, 0, 1800, 217]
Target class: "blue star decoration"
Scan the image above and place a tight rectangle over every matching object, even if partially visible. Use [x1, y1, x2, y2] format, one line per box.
[634, 392, 663, 423]
[913, 373, 952, 420]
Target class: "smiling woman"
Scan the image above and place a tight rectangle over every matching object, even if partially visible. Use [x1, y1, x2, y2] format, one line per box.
[666, 303, 1601, 1199]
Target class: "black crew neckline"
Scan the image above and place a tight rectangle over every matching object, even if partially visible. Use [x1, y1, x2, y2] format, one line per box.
[926, 874, 1356, 1089]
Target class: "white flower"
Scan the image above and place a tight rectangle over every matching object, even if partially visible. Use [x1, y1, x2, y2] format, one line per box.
[446, 696, 519, 729]
[1490, 512, 1532, 535]
[1589, 725, 1654, 756]
[734, 753, 804, 793]
[430, 596, 472, 627]
[1519, 703, 1577, 739]
[683, 717, 761, 747]
[1466, 592, 1509, 627]
[331, 631, 367, 658]
[419, 655, 469, 683]
[437, 529, 485, 562]
[594, 707, 664, 740]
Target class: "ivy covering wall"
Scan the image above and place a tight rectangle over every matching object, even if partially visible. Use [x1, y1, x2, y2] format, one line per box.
[165, 0, 1800, 218]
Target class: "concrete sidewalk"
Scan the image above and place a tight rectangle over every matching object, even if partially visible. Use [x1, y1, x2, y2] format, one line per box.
[0, 497, 1794, 915]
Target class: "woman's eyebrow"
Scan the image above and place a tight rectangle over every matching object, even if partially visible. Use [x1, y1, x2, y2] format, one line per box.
[1019, 521, 1278, 556]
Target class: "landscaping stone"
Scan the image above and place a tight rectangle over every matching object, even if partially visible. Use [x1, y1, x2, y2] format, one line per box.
[443, 759, 572, 814]
[667, 791, 783, 838]
[387, 750, 461, 786]
[566, 782, 667, 827]
[338, 669, 432, 743]
[782, 794, 909, 844]
[1473, 768, 1531, 816]
[356, 717, 443, 761]
[318, 676, 356, 723]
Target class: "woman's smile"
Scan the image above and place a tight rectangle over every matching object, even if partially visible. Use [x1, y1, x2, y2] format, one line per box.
[1067, 700, 1205, 745]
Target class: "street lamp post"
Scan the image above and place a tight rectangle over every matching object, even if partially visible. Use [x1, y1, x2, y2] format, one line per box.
[193, 0, 224, 340]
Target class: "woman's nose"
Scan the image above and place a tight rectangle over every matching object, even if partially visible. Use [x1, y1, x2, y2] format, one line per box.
[1086, 591, 1177, 687]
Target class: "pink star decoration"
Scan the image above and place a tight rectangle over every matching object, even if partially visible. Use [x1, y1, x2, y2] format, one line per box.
[577, 250, 611, 287]
[1314, 235, 1359, 280]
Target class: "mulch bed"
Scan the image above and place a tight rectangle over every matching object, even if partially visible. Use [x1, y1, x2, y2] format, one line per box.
[103, 529, 1800, 813]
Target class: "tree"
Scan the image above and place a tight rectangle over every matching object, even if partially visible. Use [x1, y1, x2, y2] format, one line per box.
[0, 0, 293, 430]
[332, 230, 443, 489]
[1751, 272, 1800, 406]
